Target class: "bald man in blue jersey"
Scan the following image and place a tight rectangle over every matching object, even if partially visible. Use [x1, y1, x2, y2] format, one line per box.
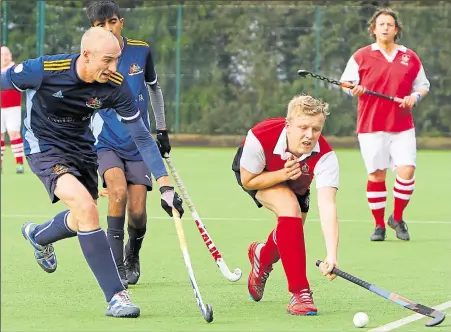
[1, 27, 184, 318]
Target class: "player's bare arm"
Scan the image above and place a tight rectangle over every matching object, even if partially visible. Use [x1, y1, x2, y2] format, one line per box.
[317, 186, 339, 280]
[240, 158, 301, 190]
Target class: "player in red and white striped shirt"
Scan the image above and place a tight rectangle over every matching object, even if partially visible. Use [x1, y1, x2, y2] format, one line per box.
[1, 46, 25, 173]
[232, 95, 340, 316]
[340, 8, 430, 241]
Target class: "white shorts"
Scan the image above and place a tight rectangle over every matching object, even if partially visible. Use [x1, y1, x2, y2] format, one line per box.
[358, 128, 416, 174]
[1, 106, 22, 134]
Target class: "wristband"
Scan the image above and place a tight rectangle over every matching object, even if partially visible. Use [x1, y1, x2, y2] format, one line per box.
[347, 88, 353, 96]
[411, 92, 421, 103]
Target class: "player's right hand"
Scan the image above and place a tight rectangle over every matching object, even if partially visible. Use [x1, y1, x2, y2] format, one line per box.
[160, 186, 184, 217]
[351, 84, 366, 97]
[319, 258, 338, 281]
[283, 155, 301, 181]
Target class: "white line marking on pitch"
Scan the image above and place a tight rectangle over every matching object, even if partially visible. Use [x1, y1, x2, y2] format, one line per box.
[369, 300, 451, 331]
[0, 214, 450, 224]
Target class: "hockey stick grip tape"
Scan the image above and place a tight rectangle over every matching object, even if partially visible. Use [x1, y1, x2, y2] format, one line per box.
[316, 260, 372, 290]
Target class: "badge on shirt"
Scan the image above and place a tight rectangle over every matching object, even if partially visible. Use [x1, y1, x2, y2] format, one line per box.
[86, 97, 103, 109]
[301, 163, 310, 174]
[401, 54, 410, 66]
[128, 63, 143, 76]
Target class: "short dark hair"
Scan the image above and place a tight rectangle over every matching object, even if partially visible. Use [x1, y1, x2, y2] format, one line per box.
[86, 1, 121, 26]
[368, 8, 403, 41]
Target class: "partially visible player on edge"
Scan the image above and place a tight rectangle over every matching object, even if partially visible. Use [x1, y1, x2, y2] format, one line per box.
[87, 1, 171, 288]
[340, 8, 430, 242]
[1, 46, 25, 173]
[232, 95, 339, 316]
[0, 27, 184, 318]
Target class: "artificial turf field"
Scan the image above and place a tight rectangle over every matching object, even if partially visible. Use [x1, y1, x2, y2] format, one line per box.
[1, 148, 450, 331]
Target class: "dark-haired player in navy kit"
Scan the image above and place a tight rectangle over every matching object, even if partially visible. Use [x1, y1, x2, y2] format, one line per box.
[87, 1, 170, 288]
[1, 27, 184, 318]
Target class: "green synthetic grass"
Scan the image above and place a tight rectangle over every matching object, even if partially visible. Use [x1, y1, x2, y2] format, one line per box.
[1, 148, 450, 332]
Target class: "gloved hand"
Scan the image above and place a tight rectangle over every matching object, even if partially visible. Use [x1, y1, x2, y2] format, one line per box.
[160, 186, 184, 217]
[156, 129, 171, 158]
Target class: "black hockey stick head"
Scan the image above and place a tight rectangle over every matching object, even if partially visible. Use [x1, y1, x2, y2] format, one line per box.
[425, 310, 445, 327]
[297, 69, 312, 78]
[204, 303, 214, 323]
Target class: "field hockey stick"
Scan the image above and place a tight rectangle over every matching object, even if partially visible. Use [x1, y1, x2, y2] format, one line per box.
[171, 208, 214, 323]
[164, 154, 243, 282]
[297, 69, 405, 104]
[316, 260, 445, 327]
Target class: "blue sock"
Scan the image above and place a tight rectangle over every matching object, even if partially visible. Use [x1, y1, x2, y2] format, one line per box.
[107, 216, 125, 269]
[78, 228, 125, 302]
[34, 210, 77, 246]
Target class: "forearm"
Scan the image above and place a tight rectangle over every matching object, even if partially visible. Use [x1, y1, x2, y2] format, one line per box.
[318, 191, 339, 260]
[1, 71, 14, 90]
[124, 118, 169, 181]
[413, 89, 428, 99]
[242, 169, 286, 190]
[147, 82, 166, 130]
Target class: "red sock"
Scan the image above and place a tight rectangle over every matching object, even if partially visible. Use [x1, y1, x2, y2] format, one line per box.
[10, 137, 24, 164]
[1, 140, 5, 165]
[259, 229, 280, 268]
[275, 216, 309, 293]
[367, 180, 386, 228]
[393, 176, 415, 222]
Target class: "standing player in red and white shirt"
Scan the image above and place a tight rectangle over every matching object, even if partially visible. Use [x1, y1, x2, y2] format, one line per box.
[1, 46, 25, 173]
[232, 95, 339, 316]
[340, 8, 430, 242]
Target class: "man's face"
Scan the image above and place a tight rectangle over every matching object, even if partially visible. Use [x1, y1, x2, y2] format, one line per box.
[84, 42, 121, 83]
[1, 47, 13, 68]
[92, 15, 124, 43]
[286, 113, 325, 156]
[373, 14, 398, 44]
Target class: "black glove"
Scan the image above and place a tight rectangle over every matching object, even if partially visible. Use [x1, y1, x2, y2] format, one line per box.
[160, 186, 184, 217]
[156, 129, 171, 158]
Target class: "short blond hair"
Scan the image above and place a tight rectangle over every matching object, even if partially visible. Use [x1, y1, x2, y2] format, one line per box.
[286, 94, 329, 121]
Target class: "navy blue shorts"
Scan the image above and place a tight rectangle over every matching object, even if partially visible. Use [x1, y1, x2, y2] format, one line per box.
[232, 146, 310, 213]
[26, 147, 98, 203]
[97, 150, 152, 191]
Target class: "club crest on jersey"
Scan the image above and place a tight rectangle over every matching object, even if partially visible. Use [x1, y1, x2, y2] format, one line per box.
[86, 97, 103, 109]
[128, 63, 143, 76]
[301, 163, 310, 174]
[401, 54, 410, 66]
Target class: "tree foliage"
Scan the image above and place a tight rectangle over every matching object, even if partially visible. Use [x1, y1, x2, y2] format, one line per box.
[2, 1, 450, 136]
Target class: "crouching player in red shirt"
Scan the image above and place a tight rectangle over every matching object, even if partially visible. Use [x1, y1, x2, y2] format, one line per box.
[232, 95, 339, 316]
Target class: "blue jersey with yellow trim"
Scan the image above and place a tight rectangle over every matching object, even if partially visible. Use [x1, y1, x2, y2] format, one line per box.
[3, 53, 139, 157]
[91, 37, 157, 161]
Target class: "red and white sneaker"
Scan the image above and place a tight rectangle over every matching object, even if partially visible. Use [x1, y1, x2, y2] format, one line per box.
[248, 242, 273, 302]
[286, 289, 317, 316]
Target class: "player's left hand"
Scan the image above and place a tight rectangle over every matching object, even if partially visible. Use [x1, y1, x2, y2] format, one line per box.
[156, 129, 171, 158]
[319, 257, 338, 281]
[160, 186, 184, 217]
[399, 94, 417, 108]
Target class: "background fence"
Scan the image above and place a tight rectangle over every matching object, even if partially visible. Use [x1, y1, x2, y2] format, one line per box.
[1, 1, 450, 137]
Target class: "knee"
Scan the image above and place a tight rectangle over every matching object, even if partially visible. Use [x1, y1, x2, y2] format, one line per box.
[75, 200, 99, 228]
[128, 210, 147, 229]
[273, 191, 302, 218]
[108, 185, 128, 205]
[9, 131, 20, 140]
[397, 166, 415, 180]
[369, 170, 386, 182]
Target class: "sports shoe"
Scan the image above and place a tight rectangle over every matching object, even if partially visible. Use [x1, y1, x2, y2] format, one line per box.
[105, 290, 140, 318]
[124, 241, 140, 285]
[248, 242, 273, 302]
[370, 225, 386, 241]
[388, 214, 410, 241]
[117, 263, 129, 289]
[21, 222, 57, 273]
[16, 163, 24, 174]
[286, 289, 317, 316]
